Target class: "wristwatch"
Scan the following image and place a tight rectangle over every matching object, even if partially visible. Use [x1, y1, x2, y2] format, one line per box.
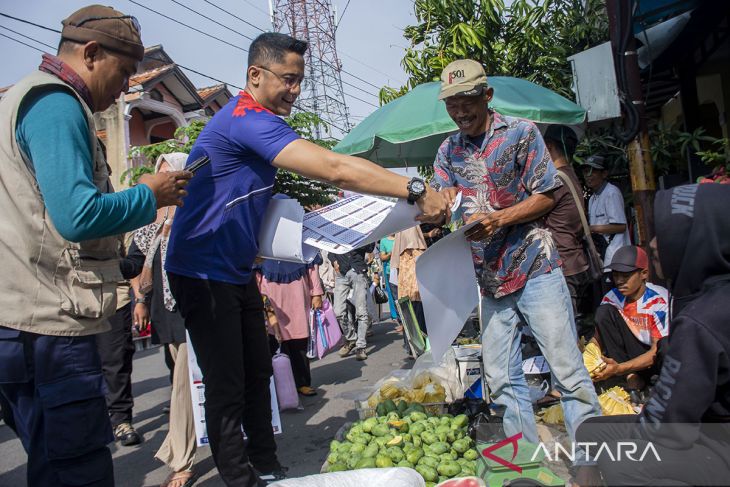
[406, 177, 427, 205]
[134, 296, 147, 305]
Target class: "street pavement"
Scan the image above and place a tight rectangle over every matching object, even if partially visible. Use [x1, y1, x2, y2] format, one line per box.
[0, 318, 412, 486]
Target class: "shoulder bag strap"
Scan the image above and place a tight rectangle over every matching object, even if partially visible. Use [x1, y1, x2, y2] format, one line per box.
[556, 171, 602, 261]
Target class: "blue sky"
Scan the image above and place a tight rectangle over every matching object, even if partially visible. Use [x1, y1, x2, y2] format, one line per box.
[0, 0, 416, 129]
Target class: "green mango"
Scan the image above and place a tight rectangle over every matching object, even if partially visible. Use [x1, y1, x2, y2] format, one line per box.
[375, 403, 387, 417]
[382, 399, 397, 413]
[409, 422, 426, 436]
[439, 416, 452, 426]
[412, 435, 422, 447]
[452, 438, 470, 454]
[440, 451, 457, 462]
[402, 433, 412, 443]
[406, 448, 424, 465]
[435, 424, 451, 435]
[438, 476, 448, 483]
[328, 463, 348, 472]
[326, 452, 338, 464]
[397, 399, 409, 414]
[353, 435, 369, 445]
[362, 443, 379, 458]
[437, 460, 462, 477]
[347, 454, 362, 469]
[427, 417, 441, 427]
[452, 414, 469, 428]
[415, 465, 438, 482]
[371, 424, 390, 438]
[375, 454, 394, 468]
[338, 442, 352, 454]
[463, 448, 479, 461]
[419, 455, 440, 469]
[421, 431, 438, 445]
[355, 457, 376, 469]
[429, 441, 449, 455]
[437, 432, 448, 443]
[386, 446, 405, 463]
[397, 460, 414, 469]
[350, 443, 366, 455]
[362, 417, 379, 433]
[330, 439, 341, 452]
[403, 442, 415, 453]
[408, 411, 428, 422]
[386, 411, 401, 422]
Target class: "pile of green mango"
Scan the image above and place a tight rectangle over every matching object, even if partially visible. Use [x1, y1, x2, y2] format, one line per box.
[326, 402, 479, 487]
[374, 398, 429, 417]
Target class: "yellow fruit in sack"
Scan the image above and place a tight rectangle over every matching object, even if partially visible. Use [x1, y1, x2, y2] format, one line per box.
[380, 383, 401, 400]
[423, 383, 446, 403]
[583, 342, 606, 376]
[410, 388, 427, 404]
[367, 393, 380, 408]
[412, 372, 435, 389]
[540, 404, 564, 424]
[599, 387, 636, 415]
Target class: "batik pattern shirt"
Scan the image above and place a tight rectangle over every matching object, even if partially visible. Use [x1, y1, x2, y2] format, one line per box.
[431, 111, 562, 298]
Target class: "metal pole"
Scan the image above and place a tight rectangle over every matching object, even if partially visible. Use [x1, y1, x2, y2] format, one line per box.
[606, 0, 657, 264]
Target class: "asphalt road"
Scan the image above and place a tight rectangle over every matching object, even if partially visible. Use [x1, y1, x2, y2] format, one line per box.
[0, 318, 411, 486]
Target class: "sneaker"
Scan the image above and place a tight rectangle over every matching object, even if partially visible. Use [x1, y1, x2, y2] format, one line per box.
[252, 464, 288, 485]
[297, 386, 317, 396]
[114, 422, 142, 446]
[338, 341, 356, 357]
[354, 348, 368, 361]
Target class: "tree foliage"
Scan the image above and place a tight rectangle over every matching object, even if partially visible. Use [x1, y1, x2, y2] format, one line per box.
[392, 0, 608, 99]
[126, 114, 337, 207]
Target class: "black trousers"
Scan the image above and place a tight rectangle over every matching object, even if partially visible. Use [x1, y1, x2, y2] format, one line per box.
[594, 304, 660, 382]
[169, 273, 277, 487]
[96, 302, 135, 428]
[565, 270, 594, 340]
[576, 415, 730, 486]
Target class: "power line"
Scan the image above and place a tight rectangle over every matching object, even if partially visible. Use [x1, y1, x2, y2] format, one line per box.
[336, 0, 352, 28]
[0, 31, 45, 53]
[128, 0, 248, 53]
[132, 0, 379, 102]
[0, 12, 60, 33]
[202, 0, 265, 33]
[170, 0, 255, 41]
[0, 24, 55, 50]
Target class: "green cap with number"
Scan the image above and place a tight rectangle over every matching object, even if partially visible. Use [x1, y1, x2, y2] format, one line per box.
[439, 59, 488, 100]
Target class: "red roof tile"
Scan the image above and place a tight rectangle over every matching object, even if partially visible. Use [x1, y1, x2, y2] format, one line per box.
[129, 64, 175, 88]
[197, 84, 226, 101]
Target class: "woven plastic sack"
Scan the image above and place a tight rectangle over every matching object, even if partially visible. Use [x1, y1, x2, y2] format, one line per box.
[270, 467, 425, 487]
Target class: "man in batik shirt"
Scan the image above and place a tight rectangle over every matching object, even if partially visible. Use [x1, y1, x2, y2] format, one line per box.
[431, 60, 601, 444]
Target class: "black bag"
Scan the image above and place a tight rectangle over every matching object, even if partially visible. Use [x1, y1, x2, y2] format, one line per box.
[373, 284, 389, 304]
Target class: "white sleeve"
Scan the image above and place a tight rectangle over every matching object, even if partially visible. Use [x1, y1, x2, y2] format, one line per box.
[604, 186, 627, 225]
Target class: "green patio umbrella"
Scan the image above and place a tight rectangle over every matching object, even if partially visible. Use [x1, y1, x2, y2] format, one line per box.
[333, 77, 586, 168]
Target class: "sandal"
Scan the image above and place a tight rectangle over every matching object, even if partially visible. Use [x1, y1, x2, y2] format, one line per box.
[161, 470, 198, 487]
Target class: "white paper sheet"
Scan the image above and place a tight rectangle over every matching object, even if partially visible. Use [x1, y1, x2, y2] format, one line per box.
[416, 223, 480, 363]
[257, 198, 319, 263]
[302, 194, 420, 253]
[259, 194, 420, 260]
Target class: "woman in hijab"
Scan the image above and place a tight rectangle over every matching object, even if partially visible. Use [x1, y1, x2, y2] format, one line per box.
[129, 153, 198, 487]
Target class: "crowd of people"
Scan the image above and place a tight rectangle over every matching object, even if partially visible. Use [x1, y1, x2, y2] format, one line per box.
[0, 4, 728, 487]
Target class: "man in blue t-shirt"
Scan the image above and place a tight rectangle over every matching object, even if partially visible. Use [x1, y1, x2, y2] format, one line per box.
[166, 33, 449, 486]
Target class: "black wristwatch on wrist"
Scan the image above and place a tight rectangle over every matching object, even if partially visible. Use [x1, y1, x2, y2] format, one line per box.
[406, 177, 427, 205]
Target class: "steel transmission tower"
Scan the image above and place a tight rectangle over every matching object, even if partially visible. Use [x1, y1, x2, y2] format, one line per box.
[270, 0, 351, 137]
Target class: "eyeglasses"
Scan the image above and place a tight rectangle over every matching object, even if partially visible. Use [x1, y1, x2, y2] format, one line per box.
[256, 66, 305, 89]
[72, 15, 141, 35]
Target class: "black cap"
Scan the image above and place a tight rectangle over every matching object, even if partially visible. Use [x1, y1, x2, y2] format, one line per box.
[583, 155, 606, 171]
[606, 245, 648, 272]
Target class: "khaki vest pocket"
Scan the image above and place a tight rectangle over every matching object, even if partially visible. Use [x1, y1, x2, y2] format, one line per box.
[55, 250, 122, 319]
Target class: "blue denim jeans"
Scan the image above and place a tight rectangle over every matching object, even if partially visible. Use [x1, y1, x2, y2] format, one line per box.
[480, 268, 601, 444]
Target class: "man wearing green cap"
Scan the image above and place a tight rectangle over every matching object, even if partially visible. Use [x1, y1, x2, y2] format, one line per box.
[431, 60, 601, 448]
[0, 5, 191, 486]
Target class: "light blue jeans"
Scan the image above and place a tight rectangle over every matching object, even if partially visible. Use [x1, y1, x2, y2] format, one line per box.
[480, 268, 601, 444]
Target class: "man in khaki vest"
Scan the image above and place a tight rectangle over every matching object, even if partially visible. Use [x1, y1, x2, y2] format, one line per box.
[0, 6, 191, 486]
